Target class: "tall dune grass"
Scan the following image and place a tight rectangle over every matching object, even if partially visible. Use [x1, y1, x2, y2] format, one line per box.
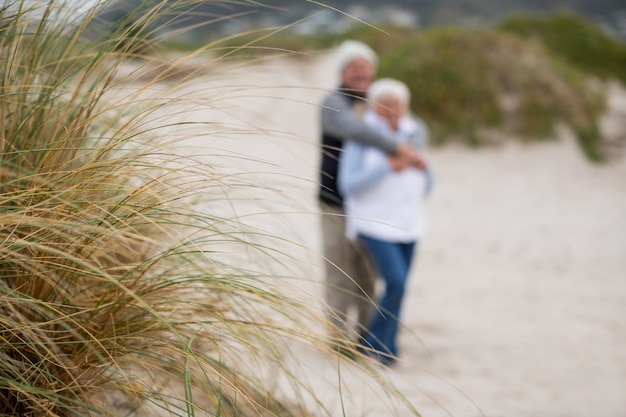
[1, 1, 420, 416]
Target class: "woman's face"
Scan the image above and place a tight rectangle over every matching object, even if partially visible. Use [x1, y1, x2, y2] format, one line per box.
[374, 95, 405, 131]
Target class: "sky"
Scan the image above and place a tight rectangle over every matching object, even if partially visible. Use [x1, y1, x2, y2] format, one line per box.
[2, 0, 102, 20]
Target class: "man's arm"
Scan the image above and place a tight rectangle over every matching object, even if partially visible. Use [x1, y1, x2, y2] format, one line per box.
[321, 92, 397, 154]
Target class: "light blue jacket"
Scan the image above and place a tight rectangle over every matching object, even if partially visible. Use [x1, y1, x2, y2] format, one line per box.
[339, 111, 433, 199]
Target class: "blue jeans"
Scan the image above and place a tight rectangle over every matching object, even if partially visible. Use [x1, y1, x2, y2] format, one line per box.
[360, 235, 416, 364]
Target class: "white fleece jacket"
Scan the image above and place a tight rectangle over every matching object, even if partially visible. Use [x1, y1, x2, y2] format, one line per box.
[339, 109, 431, 242]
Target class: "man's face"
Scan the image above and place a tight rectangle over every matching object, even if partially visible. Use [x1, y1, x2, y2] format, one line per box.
[341, 57, 374, 94]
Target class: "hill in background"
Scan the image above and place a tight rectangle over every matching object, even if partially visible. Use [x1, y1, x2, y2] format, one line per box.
[94, 0, 626, 40]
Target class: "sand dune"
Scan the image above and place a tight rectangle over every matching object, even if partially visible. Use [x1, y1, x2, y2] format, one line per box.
[152, 50, 626, 416]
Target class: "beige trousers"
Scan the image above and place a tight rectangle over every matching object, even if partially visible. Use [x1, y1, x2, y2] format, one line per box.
[320, 204, 377, 345]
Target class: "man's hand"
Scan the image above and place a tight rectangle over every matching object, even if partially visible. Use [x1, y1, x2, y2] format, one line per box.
[388, 153, 410, 172]
[394, 143, 427, 171]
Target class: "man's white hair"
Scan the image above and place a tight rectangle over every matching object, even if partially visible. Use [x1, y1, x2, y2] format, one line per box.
[367, 78, 411, 106]
[336, 40, 378, 72]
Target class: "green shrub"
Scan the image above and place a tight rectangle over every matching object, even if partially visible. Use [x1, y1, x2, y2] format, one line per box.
[285, 16, 610, 160]
[374, 27, 605, 159]
[379, 29, 503, 143]
[500, 12, 626, 85]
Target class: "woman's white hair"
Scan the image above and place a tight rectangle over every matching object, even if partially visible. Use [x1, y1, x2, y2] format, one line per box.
[367, 78, 411, 106]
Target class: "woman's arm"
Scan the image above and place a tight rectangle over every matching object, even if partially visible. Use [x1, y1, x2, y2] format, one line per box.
[338, 141, 392, 197]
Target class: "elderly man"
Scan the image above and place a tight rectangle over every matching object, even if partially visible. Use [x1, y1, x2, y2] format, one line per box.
[319, 40, 423, 354]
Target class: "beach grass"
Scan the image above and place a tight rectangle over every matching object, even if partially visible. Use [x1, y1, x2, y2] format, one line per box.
[0, 1, 425, 416]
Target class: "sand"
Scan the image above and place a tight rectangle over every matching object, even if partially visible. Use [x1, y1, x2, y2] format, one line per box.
[148, 50, 626, 416]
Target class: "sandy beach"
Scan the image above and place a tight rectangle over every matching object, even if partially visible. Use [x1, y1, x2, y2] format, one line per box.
[149, 50, 626, 416]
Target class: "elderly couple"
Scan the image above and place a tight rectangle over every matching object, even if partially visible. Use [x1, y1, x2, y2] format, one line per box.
[319, 40, 432, 366]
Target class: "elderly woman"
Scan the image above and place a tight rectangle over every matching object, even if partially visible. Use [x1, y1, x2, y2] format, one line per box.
[338, 78, 433, 366]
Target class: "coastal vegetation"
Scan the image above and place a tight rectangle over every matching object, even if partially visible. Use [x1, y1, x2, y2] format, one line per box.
[1, 0, 624, 415]
[1, 1, 395, 416]
[216, 12, 625, 161]
[318, 15, 625, 161]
